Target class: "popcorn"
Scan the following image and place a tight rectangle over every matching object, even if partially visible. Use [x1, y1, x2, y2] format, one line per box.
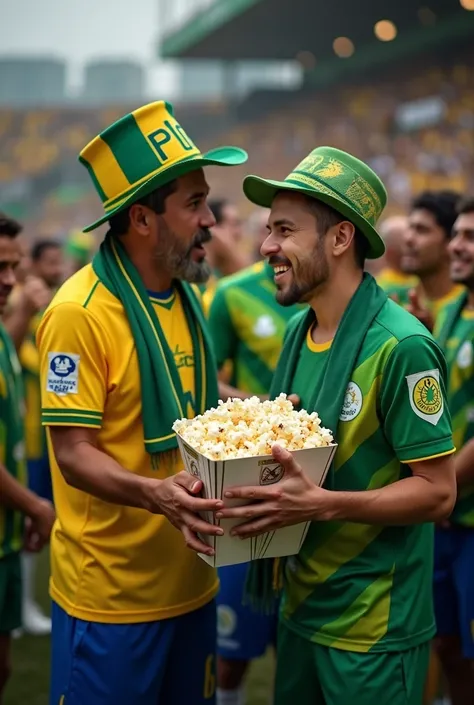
[172, 394, 334, 461]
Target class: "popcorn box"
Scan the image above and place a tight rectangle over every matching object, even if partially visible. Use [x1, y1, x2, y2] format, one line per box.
[176, 435, 337, 567]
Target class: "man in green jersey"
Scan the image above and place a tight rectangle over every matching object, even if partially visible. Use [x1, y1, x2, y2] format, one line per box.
[217, 148, 457, 705]
[430, 197, 474, 705]
[0, 213, 55, 700]
[398, 190, 464, 327]
[208, 259, 303, 705]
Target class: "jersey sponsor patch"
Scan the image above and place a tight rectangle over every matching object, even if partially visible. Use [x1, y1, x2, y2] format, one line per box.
[339, 381, 363, 422]
[253, 315, 277, 338]
[46, 353, 80, 396]
[457, 341, 473, 370]
[406, 368, 443, 426]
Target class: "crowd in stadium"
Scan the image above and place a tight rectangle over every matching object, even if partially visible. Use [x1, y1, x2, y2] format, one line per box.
[1, 32, 474, 705]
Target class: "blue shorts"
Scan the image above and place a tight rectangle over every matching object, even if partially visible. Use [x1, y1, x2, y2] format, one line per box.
[50, 599, 217, 705]
[27, 456, 53, 503]
[217, 562, 277, 661]
[433, 524, 474, 658]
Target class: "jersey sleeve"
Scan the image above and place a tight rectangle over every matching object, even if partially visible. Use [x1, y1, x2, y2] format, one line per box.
[37, 302, 108, 428]
[380, 334, 454, 463]
[207, 287, 237, 370]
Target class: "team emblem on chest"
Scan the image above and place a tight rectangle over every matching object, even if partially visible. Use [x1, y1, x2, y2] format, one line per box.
[339, 381, 363, 421]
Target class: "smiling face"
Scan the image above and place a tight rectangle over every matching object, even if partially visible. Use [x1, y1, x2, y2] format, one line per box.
[259, 191, 365, 306]
[448, 209, 474, 289]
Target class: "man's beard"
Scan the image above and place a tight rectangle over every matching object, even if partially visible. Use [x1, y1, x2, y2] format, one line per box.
[275, 238, 329, 307]
[156, 220, 212, 284]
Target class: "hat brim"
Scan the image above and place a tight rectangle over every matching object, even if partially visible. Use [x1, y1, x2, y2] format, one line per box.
[243, 175, 385, 260]
[83, 146, 248, 232]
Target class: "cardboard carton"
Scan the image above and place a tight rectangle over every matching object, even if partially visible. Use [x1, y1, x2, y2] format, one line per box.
[176, 434, 337, 567]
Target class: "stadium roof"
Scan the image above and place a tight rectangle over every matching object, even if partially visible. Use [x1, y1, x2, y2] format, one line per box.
[160, 0, 473, 60]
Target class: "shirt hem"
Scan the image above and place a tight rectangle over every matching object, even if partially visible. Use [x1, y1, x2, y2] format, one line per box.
[49, 579, 219, 624]
[280, 615, 436, 653]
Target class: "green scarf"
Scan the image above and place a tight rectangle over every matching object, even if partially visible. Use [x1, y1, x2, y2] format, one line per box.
[245, 273, 387, 611]
[435, 290, 468, 351]
[92, 232, 218, 462]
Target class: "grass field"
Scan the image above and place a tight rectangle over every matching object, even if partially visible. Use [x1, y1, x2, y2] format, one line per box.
[5, 551, 275, 705]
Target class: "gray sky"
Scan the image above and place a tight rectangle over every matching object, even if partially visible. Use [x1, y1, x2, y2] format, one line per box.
[1, 0, 178, 96]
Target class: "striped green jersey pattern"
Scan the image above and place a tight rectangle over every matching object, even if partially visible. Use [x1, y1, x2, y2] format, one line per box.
[435, 305, 474, 526]
[0, 324, 27, 558]
[208, 261, 303, 395]
[282, 300, 454, 652]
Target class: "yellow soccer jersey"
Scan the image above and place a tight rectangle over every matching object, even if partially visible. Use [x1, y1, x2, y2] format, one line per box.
[37, 264, 218, 623]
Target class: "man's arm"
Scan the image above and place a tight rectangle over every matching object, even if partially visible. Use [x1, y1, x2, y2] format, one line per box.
[318, 454, 455, 524]
[3, 277, 52, 350]
[453, 439, 474, 486]
[0, 463, 55, 549]
[217, 447, 456, 536]
[50, 426, 224, 555]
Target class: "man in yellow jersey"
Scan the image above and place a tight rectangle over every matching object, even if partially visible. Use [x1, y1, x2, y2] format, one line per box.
[37, 101, 247, 705]
[375, 215, 417, 295]
[0, 213, 55, 701]
[399, 190, 465, 328]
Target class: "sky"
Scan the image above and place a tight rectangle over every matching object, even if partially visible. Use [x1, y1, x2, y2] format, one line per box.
[1, 0, 179, 96]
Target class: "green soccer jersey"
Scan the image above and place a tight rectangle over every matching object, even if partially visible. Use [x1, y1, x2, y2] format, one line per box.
[208, 261, 303, 395]
[0, 323, 26, 558]
[281, 299, 454, 653]
[435, 304, 474, 526]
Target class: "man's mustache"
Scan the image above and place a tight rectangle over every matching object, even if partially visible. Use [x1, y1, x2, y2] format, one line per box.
[192, 228, 212, 247]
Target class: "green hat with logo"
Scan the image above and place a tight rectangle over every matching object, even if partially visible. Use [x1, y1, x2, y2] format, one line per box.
[79, 100, 248, 232]
[243, 146, 387, 259]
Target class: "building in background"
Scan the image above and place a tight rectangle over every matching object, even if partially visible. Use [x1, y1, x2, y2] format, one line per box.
[0, 58, 66, 106]
[82, 60, 145, 104]
[157, 0, 301, 101]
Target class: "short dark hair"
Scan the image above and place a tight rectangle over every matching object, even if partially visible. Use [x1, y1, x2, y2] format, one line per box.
[31, 239, 61, 262]
[304, 197, 368, 268]
[457, 196, 474, 217]
[411, 190, 461, 238]
[108, 180, 177, 237]
[0, 212, 22, 238]
[208, 199, 228, 225]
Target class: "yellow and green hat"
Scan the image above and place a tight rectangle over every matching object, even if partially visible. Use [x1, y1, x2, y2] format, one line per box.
[243, 146, 387, 259]
[79, 100, 248, 232]
[65, 229, 95, 265]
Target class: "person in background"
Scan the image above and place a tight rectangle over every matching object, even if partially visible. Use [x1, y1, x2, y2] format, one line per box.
[201, 200, 250, 312]
[246, 208, 271, 264]
[16, 240, 64, 635]
[0, 213, 55, 701]
[399, 190, 464, 328]
[64, 230, 95, 277]
[208, 235, 303, 705]
[429, 197, 474, 705]
[375, 215, 417, 295]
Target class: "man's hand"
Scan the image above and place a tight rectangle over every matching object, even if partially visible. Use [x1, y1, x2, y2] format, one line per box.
[216, 445, 331, 538]
[406, 289, 434, 332]
[149, 472, 224, 556]
[20, 276, 52, 315]
[24, 498, 55, 552]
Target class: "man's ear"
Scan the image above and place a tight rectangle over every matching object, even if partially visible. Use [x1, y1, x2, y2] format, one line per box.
[129, 204, 151, 235]
[332, 221, 356, 258]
